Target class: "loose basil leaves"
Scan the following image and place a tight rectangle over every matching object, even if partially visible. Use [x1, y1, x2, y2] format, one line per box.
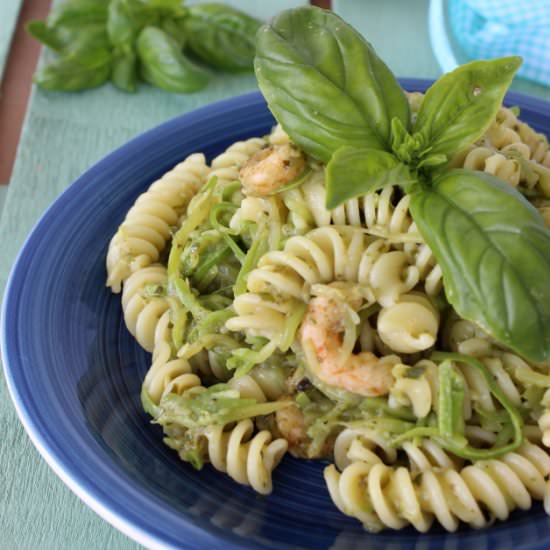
[183, 3, 261, 72]
[410, 170, 550, 362]
[137, 26, 209, 93]
[255, 6, 409, 162]
[27, 1, 261, 94]
[254, 6, 550, 362]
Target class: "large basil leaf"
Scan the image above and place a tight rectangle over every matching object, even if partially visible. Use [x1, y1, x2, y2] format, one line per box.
[254, 6, 409, 162]
[183, 4, 261, 72]
[326, 147, 410, 208]
[413, 57, 521, 157]
[410, 169, 550, 362]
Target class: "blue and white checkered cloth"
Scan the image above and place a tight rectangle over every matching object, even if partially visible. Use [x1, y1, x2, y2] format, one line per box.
[448, 0, 550, 87]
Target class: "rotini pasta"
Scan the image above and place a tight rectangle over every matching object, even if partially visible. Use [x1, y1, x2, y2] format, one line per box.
[143, 310, 202, 405]
[106, 153, 210, 292]
[325, 442, 550, 532]
[452, 106, 550, 199]
[202, 419, 288, 494]
[209, 137, 267, 186]
[227, 226, 432, 346]
[120, 264, 170, 352]
[106, 73, 550, 535]
[388, 359, 439, 419]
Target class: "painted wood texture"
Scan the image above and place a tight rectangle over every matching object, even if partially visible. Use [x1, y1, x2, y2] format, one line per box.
[0, 186, 7, 219]
[0, 0, 23, 81]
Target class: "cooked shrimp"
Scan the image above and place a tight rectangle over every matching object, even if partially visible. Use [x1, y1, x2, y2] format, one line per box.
[300, 295, 396, 397]
[239, 143, 306, 196]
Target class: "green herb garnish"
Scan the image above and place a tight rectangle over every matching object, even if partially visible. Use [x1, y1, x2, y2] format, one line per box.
[255, 6, 550, 363]
[27, 0, 261, 93]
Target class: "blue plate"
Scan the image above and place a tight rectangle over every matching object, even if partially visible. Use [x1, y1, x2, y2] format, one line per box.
[4, 84, 550, 549]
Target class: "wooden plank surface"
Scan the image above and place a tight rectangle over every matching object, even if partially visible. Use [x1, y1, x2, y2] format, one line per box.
[0, 185, 7, 219]
[0, 0, 23, 81]
[0, 0, 52, 185]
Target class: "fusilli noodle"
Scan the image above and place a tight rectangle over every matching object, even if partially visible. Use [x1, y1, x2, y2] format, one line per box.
[121, 264, 170, 352]
[325, 442, 550, 532]
[106, 153, 210, 292]
[202, 418, 288, 494]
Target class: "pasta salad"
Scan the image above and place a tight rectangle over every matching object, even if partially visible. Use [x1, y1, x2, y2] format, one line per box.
[106, 6, 550, 533]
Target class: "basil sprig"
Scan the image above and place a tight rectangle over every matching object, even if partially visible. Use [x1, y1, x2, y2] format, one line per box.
[255, 6, 410, 162]
[255, 6, 550, 363]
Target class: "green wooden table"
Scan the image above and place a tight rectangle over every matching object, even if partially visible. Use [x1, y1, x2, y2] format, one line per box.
[1, 1, 550, 548]
[0, 0, 22, 81]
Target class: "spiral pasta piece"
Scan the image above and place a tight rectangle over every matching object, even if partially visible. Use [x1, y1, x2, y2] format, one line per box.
[106, 153, 210, 292]
[143, 310, 202, 405]
[450, 105, 550, 198]
[120, 264, 170, 352]
[462, 147, 521, 187]
[521, 135, 550, 168]
[228, 366, 286, 403]
[325, 442, 550, 532]
[251, 227, 415, 304]
[377, 293, 439, 353]
[515, 116, 550, 167]
[209, 137, 267, 186]
[284, 177, 413, 235]
[282, 180, 444, 294]
[228, 226, 442, 344]
[389, 359, 439, 419]
[333, 428, 397, 471]
[204, 418, 288, 494]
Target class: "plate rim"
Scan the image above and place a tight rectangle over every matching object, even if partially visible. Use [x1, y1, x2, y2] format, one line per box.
[4, 82, 550, 549]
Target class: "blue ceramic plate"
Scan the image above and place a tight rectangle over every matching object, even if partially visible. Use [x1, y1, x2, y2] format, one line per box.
[4, 84, 550, 549]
